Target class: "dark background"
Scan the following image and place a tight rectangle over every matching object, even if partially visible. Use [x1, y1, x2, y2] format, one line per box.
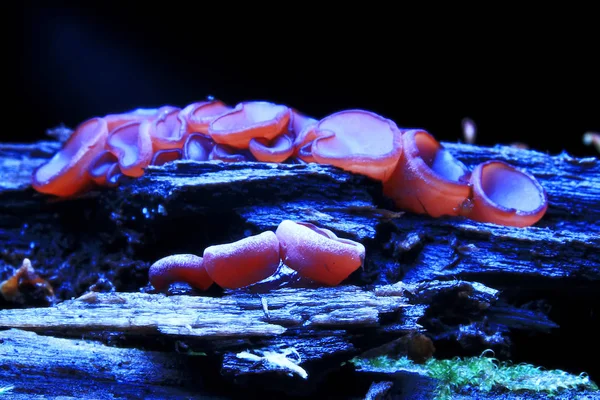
[18, 4, 599, 157]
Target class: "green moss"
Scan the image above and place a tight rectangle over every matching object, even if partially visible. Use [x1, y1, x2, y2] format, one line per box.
[350, 350, 598, 399]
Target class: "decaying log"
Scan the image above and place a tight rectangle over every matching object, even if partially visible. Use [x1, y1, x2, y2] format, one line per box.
[0, 280, 509, 398]
[1, 138, 599, 397]
[0, 330, 230, 400]
[0, 281, 499, 369]
[0, 328, 191, 384]
[0, 286, 410, 338]
[384, 144, 600, 286]
[1, 139, 598, 300]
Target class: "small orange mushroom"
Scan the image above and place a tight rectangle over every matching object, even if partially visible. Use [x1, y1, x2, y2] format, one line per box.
[209, 101, 291, 149]
[106, 120, 154, 178]
[463, 160, 548, 227]
[148, 107, 187, 151]
[202, 231, 281, 289]
[290, 109, 318, 137]
[300, 110, 403, 181]
[383, 129, 471, 218]
[293, 125, 321, 163]
[105, 163, 124, 187]
[104, 106, 178, 132]
[149, 254, 213, 291]
[151, 149, 182, 166]
[88, 150, 119, 186]
[249, 133, 294, 163]
[180, 100, 232, 134]
[183, 133, 215, 161]
[209, 144, 254, 163]
[32, 117, 109, 197]
[275, 220, 365, 286]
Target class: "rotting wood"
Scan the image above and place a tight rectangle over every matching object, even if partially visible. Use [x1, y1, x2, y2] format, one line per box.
[0, 281, 501, 377]
[0, 286, 410, 338]
[0, 279, 511, 400]
[0, 328, 191, 384]
[0, 329, 228, 400]
[0, 139, 599, 397]
[0, 140, 597, 299]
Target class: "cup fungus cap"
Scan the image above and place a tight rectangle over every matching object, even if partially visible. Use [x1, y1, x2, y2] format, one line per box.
[106, 120, 154, 178]
[209, 144, 255, 163]
[151, 148, 182, 166]
[383, 129, 471, 217]
[148, 107, 187, 151]
[88, 150, 119, 186]
[181, 100, 232, 134]
[275, 220, 365, 286]
[290, 109, 318, 137]
[104, 106, 177, 132]
[303, 110, 403, 182]
[183, 133, 215, 161]
[149, 254, 213, 291]
[466, 160, 548, 227]
[249, 133, 294, 163]
[32, 117, 109, 197]
[209, 101, 291, 149]
[202, 231, 281, 289]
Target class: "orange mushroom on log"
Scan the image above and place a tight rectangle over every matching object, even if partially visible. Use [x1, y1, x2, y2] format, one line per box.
[103, 106, 178, 132]
[183, 133, 215, 161]
[209, 144, 255, 163]
[249, 133, 295, 163]
[180, 100, 232, 134]
[106, 120, 154, 178]
[463, 160, 548, 227]
[31, 117, 109, 197]
[275, 220, 365, 286]
[88, 150, 119, 186]
[298, 110, 403, 182]
[151, 149, 182, 166]
[383, 129, 471, 218]
[202, 231, 281, 289]
[209, 101, 291, 149]
[147, 107, 187, 151]
[149, 254, 213, 291]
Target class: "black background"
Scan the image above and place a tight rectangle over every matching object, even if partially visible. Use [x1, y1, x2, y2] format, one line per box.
[18, 4, 599, 157]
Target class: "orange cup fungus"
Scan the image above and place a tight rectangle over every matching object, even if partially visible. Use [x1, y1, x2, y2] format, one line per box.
[209, 101, 291, 149]
[297, 110, 403, 181]
[183, 133, 215, 161]
[31, 98, 548, 228]
[147, 107, 186, 151]
[382, 129, 471, 218]
[202, 231, 281, 289]
[106, 120, 154, 178]
[88, 150, 119, 187]
[463, 160, 548, 227]
[148, 220, 366, 291]
[32, 117, 109, 197]
[149, 254, 213, 291]
[180, 100, 232, 134]
[275, 220, 365, 286]
[249, 133, 294, 163]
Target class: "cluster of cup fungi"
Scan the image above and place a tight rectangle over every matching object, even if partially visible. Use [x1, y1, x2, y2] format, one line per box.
[149, 220, 365, 290]
[31, 98, 549, 290]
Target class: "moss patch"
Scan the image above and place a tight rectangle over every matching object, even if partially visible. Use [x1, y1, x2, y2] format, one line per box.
[350, 351, 598, 399]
